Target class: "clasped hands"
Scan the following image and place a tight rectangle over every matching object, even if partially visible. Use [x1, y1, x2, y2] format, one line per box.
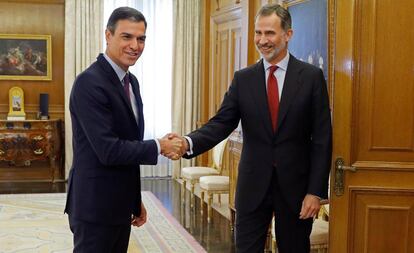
[158, 133, 188, 160]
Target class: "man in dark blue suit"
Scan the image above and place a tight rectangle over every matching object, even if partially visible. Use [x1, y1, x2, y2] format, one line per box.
[64, 7, 184, 253]
[173, 3, 332, 253]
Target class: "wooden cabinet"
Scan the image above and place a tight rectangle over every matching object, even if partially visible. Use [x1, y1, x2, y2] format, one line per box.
[228, 131, 243, 227]
[0, 120, 64, 182]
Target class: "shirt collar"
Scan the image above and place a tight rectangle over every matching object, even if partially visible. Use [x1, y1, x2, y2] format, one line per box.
[263, 50, 290, 72]
[103, 53, 128, 81]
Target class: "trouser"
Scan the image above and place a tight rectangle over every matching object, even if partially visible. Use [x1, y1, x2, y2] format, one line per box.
[235, 174, 313, 253]
[68, 215, 131, 253]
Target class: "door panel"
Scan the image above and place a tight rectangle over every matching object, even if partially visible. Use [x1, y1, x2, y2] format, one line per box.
[329, 0, 414, 252]
[354, 0, 414, 162]
[217, 30, 230, 111]
[349, 188, 414, 253]
[210, 9, 242, 117]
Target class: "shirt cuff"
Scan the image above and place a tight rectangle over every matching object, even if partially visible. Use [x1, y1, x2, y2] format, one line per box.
[154, 139, 161, 155]
[184, 136, 193, 155]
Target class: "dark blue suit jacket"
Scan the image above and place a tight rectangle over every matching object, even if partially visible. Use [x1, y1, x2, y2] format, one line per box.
[185, 55, 332, 215]
[65, 54, 158, 225]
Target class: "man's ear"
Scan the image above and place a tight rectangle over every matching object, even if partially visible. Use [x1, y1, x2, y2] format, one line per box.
[285, 29, 293, 43]
[105, 29, 111, 43]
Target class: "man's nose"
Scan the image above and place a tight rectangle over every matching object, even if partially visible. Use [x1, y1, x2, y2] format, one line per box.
[130, 39, 139, 50]
[257, 34, 268, 44]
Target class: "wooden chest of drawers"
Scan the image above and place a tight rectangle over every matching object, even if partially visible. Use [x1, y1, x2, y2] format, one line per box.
[0, 120, 64, 182]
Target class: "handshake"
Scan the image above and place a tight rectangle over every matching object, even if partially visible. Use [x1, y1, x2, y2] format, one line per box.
[158, 133, 188, 160]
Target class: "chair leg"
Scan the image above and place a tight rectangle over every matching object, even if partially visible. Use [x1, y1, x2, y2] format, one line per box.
[265, 225, 272, 252]
[181, 180, 186, 205]
[190, 182, 195, 209]
[200, 190, 205, 215]
[207, 192, 213, 223]
[230, 208, 235, 231]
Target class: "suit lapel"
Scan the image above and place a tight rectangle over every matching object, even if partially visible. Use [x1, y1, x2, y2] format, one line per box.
[276, 55, 303, 133]
[97, 54, 136, 121]
[130, 75, 145, 140]
[249, 60, 274, 138]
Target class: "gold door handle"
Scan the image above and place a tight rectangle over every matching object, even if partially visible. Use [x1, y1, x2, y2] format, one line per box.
[337, 160, 357, 172]
[34, 148, 44, 155]
[334, 157, 357, 196]
[32, 135, 44, 141]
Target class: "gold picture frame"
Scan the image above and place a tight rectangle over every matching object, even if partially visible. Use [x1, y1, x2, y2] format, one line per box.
[0, 34, 52, 80]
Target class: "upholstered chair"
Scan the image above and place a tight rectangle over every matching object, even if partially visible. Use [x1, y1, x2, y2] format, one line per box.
[198, 139, 229, 223]
[199, 175, 229, 223]
[181, 138, 228, 208]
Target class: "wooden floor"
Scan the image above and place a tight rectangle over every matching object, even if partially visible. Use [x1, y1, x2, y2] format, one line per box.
[0, 178, 235, 253]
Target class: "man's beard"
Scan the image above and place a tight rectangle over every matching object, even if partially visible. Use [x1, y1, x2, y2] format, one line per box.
[255, 43, 285, 63]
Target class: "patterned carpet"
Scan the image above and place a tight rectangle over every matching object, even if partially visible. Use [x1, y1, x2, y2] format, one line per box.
[0, 192, 206, 253]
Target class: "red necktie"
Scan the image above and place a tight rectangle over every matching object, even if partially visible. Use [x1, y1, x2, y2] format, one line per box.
[267, 66, 279, 132]
[123, 73, 131, 103]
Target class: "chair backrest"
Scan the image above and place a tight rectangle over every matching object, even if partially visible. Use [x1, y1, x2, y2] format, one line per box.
[211, 138, 228, 173]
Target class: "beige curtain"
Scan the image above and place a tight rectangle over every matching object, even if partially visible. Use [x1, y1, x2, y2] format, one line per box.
[64, 0, 103, 178]
[171, 0, 202, 178]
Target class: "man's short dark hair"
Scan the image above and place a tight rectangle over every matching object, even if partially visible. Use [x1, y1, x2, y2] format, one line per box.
[256, 3, 292, 32]
[106, 7, 147, 34]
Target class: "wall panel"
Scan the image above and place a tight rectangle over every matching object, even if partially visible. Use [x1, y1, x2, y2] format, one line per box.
[0, 0, 65, 119]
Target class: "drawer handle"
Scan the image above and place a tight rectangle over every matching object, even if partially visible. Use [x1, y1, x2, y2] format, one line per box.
[34, 148, 44, 155]
[33, 135, 44, 141]
[0, 149, 4, 156]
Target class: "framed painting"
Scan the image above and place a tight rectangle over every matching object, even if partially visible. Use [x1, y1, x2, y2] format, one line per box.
[0, 34, 52, 80]
[284, 0, 328, 80]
